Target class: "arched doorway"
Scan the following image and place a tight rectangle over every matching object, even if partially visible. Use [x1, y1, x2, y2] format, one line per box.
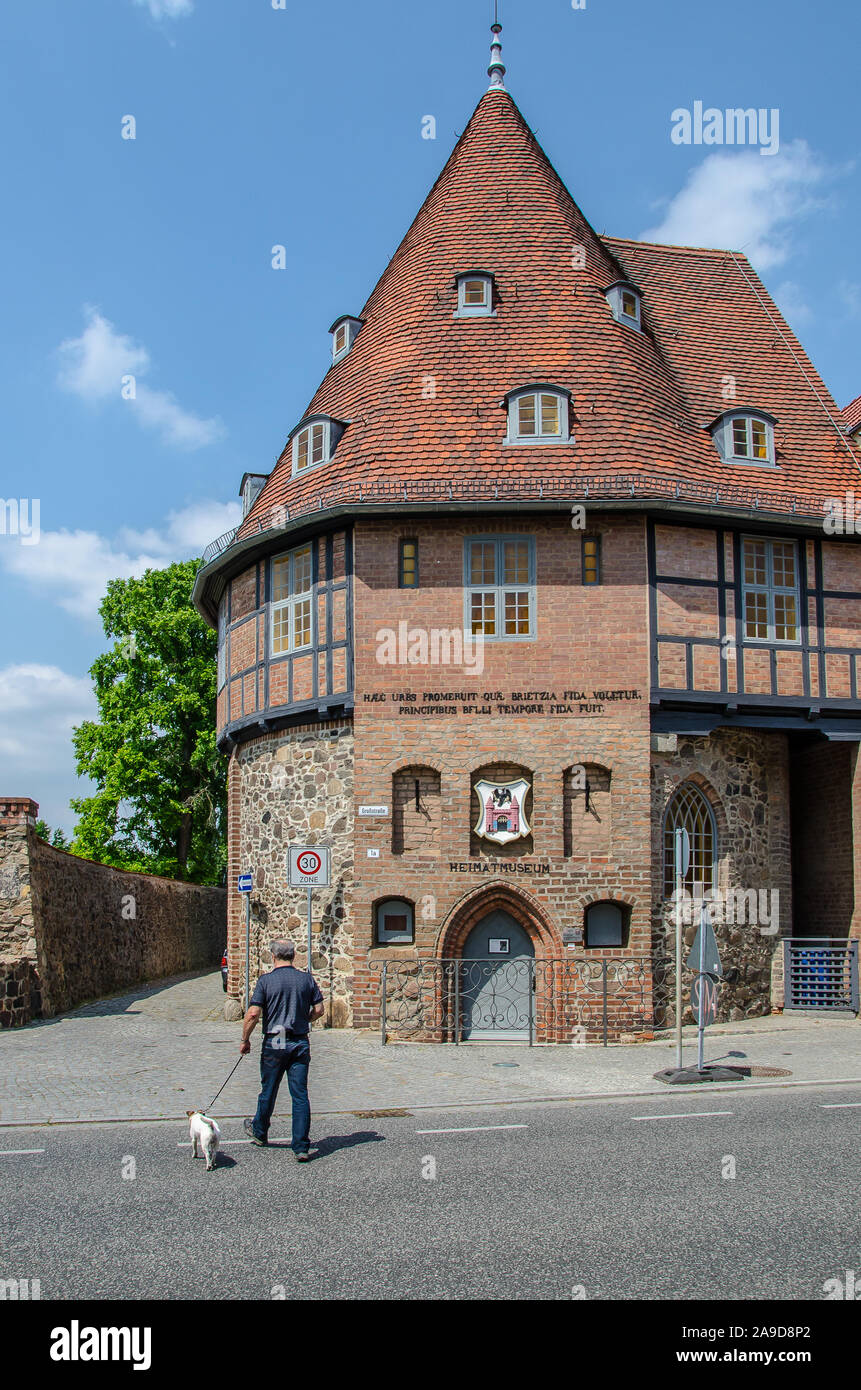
[460, 909, 535, 1041]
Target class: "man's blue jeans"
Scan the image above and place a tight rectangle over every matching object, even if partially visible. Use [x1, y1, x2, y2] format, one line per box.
[252, 1034, 311, 1152]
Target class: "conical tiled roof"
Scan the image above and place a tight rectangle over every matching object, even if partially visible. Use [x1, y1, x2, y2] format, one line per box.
[238, 85, 860, 543]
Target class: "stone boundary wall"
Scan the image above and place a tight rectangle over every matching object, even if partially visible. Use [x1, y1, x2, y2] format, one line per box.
[0, 799, 226, 1026]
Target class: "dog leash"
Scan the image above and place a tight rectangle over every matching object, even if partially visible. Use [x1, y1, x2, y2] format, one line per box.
[206, 1054, 247, 1113]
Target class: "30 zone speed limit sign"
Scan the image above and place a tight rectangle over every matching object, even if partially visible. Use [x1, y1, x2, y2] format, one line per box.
[288, 846, 331, 887]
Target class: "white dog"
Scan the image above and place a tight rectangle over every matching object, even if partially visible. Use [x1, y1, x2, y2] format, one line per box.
[187, 1110, 221, 1171]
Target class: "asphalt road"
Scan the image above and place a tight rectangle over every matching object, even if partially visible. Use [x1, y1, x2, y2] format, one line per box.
[1, 1082, 859, 1301]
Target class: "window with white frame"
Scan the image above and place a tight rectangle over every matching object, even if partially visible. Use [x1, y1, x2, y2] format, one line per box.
[605, 281, 642, 330]
[455, 273, 494, 317]
[742, 537, 799, 643]
[292, 421, 329, 474]
[271, 543, 313, 655]
[505, 388, 569, 444]
[330, 316, 361, 363]
[711, 411, 776, 466]
[465, 536, 535, 639]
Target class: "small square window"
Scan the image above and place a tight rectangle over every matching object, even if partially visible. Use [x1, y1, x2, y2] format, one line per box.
[621, 291, 637, 319]
[455, 274, 494, 317]
[399, 539, 418, 588]
[375, 898, 415, 945]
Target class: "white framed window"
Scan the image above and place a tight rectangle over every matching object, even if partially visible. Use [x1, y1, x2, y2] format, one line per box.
[711, 410, 776, 467]
[290, 416, 345, 475]
[455, 273, 494, 318]
[239, 472, 268, 519]
[732, 416, 769, 461]
[741, 537, 799, 643]
[605, 281, 641, 330]
[465, 536, 536, 640]
[504, 388, 569, 445]
[271, 542, 314, 655]
[330, 315, 361, 363]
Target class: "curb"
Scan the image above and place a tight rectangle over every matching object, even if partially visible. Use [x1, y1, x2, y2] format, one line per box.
[2, 1073, 861, 1128]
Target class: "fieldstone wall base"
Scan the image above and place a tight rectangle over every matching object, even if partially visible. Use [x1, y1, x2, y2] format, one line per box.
[0, 807, 227, 1026]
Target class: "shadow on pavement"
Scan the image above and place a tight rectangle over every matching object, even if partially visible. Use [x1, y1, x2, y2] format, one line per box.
[310, 1130, 386, 1159]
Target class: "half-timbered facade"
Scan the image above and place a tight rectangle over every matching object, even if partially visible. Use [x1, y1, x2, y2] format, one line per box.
[194, 27, 861, 1037]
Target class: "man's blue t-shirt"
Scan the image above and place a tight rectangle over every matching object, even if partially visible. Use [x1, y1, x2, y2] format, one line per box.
[250, 966, 324, 1037]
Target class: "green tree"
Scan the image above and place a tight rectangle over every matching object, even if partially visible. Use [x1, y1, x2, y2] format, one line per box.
[71, 561, 226, 884]
[33, 821, 70, 849]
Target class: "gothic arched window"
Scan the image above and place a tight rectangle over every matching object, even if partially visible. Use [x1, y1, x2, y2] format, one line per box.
[663, 782, 717, 897]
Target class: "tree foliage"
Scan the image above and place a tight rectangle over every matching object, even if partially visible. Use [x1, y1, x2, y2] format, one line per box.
[34, 820, 70, 850]
[71, 561, 226, 884]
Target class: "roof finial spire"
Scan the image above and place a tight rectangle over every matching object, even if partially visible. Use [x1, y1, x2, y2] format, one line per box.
[487, 4, 506, 91]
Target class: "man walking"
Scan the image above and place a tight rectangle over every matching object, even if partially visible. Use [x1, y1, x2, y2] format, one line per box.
[241, 939, 325, 1160]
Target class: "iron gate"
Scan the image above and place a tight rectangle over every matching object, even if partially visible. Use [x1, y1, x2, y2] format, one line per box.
[784, 938, 859, 1012]
[376, 953, 704, 1045]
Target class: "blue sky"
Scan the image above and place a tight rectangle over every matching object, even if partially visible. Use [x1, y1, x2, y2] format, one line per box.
[1, 0, 859, 833]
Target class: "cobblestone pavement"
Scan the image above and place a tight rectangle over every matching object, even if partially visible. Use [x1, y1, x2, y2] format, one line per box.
[0, 970, 858, 1125]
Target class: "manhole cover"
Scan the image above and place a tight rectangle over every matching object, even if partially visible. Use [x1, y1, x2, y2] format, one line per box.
[749, 1065, 793, 1077]
[351, 1108, 413, 1118]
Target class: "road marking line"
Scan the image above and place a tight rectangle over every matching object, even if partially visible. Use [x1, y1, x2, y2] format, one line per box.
[0, 1148, 45, 1156]
[414, 1123, 529, 1135]
[632, 1111, 734, 1122]
[821, 1102, 861, 1109]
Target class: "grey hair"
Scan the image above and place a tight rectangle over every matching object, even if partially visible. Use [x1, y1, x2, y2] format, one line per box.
[269, 939, 296, 961]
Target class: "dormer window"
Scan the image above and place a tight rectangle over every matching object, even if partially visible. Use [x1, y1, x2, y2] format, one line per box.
[290, 415, 345, 476]
[710, 410, 777, 467]
[239, 472, 268, 519]
[454, 272, 495, 318]
[329, 315, 362, 364]
[605, 280, 642, 330]
[503, 385, 571, 445]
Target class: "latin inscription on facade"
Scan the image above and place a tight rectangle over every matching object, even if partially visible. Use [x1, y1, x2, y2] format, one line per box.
[362, 689, 643, 716]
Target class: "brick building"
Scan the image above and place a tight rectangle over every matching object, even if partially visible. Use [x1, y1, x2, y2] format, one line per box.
[193, 26, 861, 1040]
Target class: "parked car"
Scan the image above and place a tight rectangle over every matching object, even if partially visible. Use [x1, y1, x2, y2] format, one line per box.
[221, 950, 228, 992]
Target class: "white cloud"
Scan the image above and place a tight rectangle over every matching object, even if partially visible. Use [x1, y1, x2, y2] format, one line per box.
[133, 0, 193, 19]
[642, 141, 831, 270]
[0, 665, 97, 834]
[0, 498, 242, 621]
[58, 309, 224, 450]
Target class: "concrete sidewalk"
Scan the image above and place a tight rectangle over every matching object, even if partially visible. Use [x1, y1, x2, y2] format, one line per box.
[0, 969, 858, 1125]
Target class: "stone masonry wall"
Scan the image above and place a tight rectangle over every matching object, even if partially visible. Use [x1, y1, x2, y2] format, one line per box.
[651, 729, 792, 1022]
[0, 798, 226, 1025]
[226, 721, 354, 1025]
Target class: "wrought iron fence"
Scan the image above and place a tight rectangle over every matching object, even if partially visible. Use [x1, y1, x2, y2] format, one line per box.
[374, 953, 717, 1046]
[784, 938, 859, 1012]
